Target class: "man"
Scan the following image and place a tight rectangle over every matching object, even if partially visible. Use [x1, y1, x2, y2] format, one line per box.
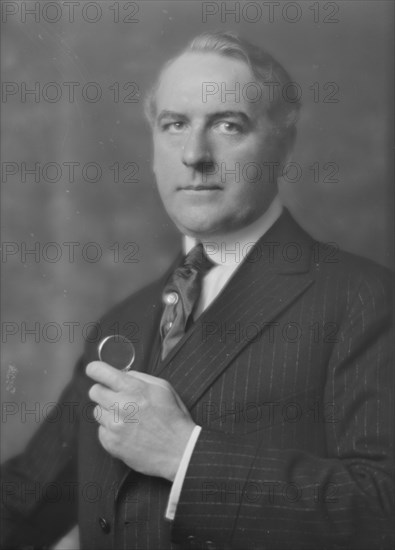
[1, 31, 393, 550]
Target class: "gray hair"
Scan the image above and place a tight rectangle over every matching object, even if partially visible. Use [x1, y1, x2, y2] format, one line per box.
[144, 31, 301, 154]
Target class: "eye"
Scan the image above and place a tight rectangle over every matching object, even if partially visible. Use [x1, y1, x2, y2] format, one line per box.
[161, 121, 186, 133]
[213, 121, 243, 135]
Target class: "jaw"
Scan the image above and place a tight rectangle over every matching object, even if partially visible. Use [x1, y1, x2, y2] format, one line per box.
[158, 181, 278, 239]
[166, 201, 258, 240]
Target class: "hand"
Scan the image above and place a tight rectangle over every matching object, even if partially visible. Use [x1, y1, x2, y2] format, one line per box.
[86, 361, 196, 482]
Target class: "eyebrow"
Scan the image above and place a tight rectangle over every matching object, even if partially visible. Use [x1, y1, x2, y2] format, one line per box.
[156, 110, 187, 124]
[156, 110, 251, 125]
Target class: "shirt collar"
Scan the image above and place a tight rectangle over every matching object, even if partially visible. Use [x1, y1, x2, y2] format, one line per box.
[183, 195, 283, 267]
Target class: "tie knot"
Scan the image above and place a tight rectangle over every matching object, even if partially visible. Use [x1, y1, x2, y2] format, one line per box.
[183, 243, 214, 276]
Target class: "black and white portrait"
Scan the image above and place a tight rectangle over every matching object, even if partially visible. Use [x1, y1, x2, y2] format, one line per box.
[1, 2, 393, 549]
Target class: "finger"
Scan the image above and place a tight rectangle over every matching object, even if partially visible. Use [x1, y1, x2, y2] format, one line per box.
[92, 404, 107, 425]
[126, 370, 171, 390]
[98, 425, 112, 455]
[127, 371, 189, 414]
[86, 361, 125, 392]
[88, 383, 117, 410]
[93, 405, 120, 428]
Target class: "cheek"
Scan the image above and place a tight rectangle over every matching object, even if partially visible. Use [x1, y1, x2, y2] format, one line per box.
[153, 141, 181, 177]
[218, 145, 259, 178]
[227, 172, 276, 214]
[153, 152, 172, 184]
[230, 184, 260, 209]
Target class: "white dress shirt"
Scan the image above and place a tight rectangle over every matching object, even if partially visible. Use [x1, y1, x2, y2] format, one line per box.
[165, 196, 283, 520]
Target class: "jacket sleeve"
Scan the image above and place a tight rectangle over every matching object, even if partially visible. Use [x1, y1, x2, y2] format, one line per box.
[0, 359, 85, 550]
[170, 277, 394, 550]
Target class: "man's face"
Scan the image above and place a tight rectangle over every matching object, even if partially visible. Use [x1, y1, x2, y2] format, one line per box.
[152, 52, 283, 239]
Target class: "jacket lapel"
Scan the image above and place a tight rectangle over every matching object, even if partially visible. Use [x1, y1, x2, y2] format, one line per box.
[155, 210, 315, 409]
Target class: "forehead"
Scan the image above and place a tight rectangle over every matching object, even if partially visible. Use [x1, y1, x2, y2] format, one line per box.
[155, 52, 260, 115]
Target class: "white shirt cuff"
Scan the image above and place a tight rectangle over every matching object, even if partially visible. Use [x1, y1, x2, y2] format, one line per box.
[165, 425, 202, 521]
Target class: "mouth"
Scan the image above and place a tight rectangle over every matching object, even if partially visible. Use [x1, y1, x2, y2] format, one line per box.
[177, 185, 223, 192]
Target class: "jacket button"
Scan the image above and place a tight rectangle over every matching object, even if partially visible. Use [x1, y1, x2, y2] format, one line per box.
[98, 516, 111, 533]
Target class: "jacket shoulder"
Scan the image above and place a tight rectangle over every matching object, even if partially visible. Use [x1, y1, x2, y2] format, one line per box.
[311, 240, 392, 291]
[273, 209, 392, 289]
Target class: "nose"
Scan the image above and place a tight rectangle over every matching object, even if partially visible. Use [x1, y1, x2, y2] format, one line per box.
[182, 128, 212, 167]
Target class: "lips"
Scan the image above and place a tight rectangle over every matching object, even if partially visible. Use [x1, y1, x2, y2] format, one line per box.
[178, 185, 223, 191]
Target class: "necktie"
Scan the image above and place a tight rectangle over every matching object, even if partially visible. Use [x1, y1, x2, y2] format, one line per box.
[159, 243, 214, 359]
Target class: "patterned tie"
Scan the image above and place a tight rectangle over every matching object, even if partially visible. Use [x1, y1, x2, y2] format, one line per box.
[160, 243, 214, 359]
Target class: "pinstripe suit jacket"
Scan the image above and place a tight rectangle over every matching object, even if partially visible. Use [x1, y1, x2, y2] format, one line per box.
[1, 210, 393, 550]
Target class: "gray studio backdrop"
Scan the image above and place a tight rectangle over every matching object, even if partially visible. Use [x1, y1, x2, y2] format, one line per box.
[1, 0, 393, 463]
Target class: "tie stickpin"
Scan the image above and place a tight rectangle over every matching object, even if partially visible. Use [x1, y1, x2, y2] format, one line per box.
[163, 291, 179, 305]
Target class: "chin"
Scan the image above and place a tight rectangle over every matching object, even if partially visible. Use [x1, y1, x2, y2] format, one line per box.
[176, 219, 239, 240]
[169, 206, 253, 238]
[171, 211, 218, 237]
[176, 222, 215, 238]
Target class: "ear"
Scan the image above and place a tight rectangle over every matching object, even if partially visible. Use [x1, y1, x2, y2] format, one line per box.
[276, 133, 298, 188]
[279, 124, 298, 167]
